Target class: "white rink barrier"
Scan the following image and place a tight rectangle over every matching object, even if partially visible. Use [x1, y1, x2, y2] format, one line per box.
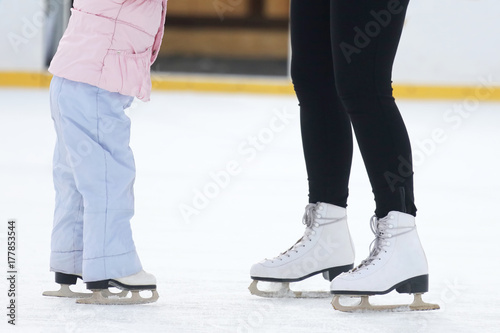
[0, 0, 46, 71]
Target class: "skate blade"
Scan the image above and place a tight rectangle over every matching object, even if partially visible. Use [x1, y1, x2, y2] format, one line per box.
[101, 289, 130, 298]
[249, 280, 330, 298]
[331, 293, 440, 312]
[42, 284, 92, 298]
[76, 289, 159, 305]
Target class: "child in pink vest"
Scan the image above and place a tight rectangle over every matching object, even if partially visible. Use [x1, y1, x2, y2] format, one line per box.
[45, 0, 167, 305]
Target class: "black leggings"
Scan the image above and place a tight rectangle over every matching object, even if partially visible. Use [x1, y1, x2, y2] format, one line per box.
[290, 0, 416, 217]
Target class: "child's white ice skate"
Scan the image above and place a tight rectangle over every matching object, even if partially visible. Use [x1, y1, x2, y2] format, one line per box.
[249, 203, 355, 298]
[43, 272, 129, 299]
[330, 211, 439, 312]
[76, 270, 159, 305]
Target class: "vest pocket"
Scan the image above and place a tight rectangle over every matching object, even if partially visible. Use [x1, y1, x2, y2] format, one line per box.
[101, 47, 152, 100]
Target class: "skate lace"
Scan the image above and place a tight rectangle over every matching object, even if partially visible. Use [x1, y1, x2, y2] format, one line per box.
[268, 203, 341, 261]
[352, 214, 415, 272]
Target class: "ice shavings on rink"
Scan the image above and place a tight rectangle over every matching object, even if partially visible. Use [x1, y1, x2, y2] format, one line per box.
[0, 88, 499, 332]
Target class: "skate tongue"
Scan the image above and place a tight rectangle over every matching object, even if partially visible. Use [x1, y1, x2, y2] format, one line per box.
[272, 235, 308, 260]
[353, 246, 381, 272]
[352, 216, 388, 271]
[302, 203, 317, 227]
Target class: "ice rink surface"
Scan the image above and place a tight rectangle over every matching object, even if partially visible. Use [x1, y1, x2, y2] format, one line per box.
[1, 87, 499, 332]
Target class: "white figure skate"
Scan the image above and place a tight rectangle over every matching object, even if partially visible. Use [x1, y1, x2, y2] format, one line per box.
[76, 270, 159, 305]
[249, 203, 355, 298]
[330, 211, 439, 312]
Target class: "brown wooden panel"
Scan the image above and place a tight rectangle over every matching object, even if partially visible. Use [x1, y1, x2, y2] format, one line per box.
[264, 0, 290, 19]
[163, 0, 290, 60]
[165, 16, 288, 29]
[167, 0, 251, 18]
[160, 27, 289, 59]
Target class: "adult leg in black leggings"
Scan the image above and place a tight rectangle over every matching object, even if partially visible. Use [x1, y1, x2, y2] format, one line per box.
[292, 0, 415, 218]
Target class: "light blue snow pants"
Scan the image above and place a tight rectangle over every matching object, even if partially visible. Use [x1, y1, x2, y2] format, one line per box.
[49, 76, 142, 282]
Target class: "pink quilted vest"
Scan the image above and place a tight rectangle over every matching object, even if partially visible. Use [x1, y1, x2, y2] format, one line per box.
[49, 0, 167, 101]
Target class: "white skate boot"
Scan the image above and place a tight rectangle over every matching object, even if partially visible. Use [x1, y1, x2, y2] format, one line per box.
[249, 202, 355, 298]
[77, 270, 159, 305]
[330, 211, 439, 311]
